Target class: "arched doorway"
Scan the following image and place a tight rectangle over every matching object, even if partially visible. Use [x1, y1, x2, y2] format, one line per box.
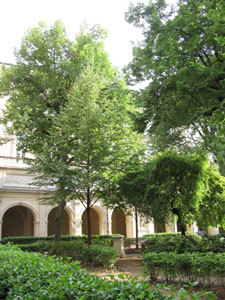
[2, 205, 34, 238]
[48, 208, 70, 236]
[82, 207, 99, 235]
[154, 221, 166, 233]
[112, 209, 126, 237]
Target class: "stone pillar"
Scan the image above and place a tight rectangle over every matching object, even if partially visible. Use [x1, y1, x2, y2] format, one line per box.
[109, 221, 112, 235]
[39, 204, 48, 236]
[71, 220, 76, 236]
[112, 235, 126, 257]
[126, 216, 133, 238]
[34, 221, 40, 237]
[0, 220, 3, 240]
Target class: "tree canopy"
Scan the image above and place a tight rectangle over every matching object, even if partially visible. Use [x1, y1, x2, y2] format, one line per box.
[111, 151, 225, 235]
[125, 0, 225, 175]
[0, 21, 144, 242]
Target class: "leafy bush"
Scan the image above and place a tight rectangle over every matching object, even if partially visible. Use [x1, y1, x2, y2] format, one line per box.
[142, 251, 225, 287]
[196, 234, 225, 253]
[18, 241, 118, 268]
[0, 244, 216, 300]
[142, 234, 200, 253]
[142, 232, 225, 254]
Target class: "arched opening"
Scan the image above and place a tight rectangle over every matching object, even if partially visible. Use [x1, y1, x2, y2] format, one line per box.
[2, 205, 34, 238]
[82, 207, 99, 235]
[48, 207, 70, 236]
[154, 221, 166, 233]
[112, 209, 126, 237]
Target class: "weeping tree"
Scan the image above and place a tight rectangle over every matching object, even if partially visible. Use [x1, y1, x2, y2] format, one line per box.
[0, 21, 143, 242]
[143, 151, 225, 235]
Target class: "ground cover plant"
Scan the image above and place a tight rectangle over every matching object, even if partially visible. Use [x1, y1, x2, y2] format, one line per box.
[0, 244, 216, 299]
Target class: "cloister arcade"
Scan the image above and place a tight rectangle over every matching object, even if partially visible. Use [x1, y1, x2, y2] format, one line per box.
[0, 196, 140, 239]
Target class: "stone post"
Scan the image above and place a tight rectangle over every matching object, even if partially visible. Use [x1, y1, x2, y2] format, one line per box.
[0, 220, 3, 240]
[112, 235, 126, 257]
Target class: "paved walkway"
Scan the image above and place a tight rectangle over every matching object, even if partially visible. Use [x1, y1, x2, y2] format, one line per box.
[115, 253, 144, 275]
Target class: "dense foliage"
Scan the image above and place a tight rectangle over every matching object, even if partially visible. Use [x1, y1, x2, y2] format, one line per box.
[125, 0, 225, 175]
[144, 152, 225, 234]
[0, 243, 213, 300]
[112, 151, 225, 234]
[142, 251, 225, 287]
[18, 241, 119, 268]
[142, 233, 225, 254]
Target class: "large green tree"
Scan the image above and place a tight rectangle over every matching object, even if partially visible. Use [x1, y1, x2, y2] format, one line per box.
[125, 0, 225, 174]
[0, 21, 143, 242]
[143, 151, 225, 235]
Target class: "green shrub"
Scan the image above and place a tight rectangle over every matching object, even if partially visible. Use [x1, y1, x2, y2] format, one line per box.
[141, 232, 225, 254]
[0, 244, 216, 300]
[142, 234, 199, 253]
[142, 251, 225, 286]
[0, 234, 113, 245]
[196, 234, 225, 253]
[19, 241, 118, 268]
[0, 235, 87, 244]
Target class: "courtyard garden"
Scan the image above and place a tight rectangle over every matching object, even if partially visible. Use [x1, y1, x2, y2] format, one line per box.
[1, 233, 224, 299]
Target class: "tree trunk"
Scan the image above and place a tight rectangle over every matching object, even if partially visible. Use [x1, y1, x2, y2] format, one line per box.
[86, 188, 92, 246]
[54, 200, 66, 242]
[179, 222, 186, 236]
[135, 207, 139, 250]
[173, 207, 186, 236]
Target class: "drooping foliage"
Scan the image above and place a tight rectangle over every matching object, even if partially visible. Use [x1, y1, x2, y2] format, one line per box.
[111, 151, 225, 235]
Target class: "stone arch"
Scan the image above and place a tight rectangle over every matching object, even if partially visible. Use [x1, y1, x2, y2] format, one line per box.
[0, 202, 38, 223]
[47, 206, 71, 236]
[82, 206, 103, 235]
[111, 208, 127, 237]
[2, 204, 36, 238]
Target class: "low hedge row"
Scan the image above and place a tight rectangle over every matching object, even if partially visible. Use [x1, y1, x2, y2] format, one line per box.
[142, 251, 225, 287]
[142, 234, 225, 253]
[18, 241, 119, 268]
[0, 244, 216, 300]
[0, 235, 114, 245]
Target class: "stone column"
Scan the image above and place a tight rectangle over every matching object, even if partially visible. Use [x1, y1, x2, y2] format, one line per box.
[34, 221, 40, 237]
[112, 235, 126, 257]
[126, 216, 133, 238]
[108, 221, 112, 235]
[0, 220, 3, 240]
[71, 220, 76, 236]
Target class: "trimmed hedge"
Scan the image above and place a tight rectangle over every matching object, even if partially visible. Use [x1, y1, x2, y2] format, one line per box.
[142, 233, 225, 253]
[0, 244, 216, 300]
[18, 241, 119, 268]
[0, 234, 113, 246]
[142, 251, 225, 287]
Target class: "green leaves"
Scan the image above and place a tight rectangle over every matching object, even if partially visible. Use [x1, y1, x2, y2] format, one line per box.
[126, 0, 225, 174]
[1, 21, 144, 241]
